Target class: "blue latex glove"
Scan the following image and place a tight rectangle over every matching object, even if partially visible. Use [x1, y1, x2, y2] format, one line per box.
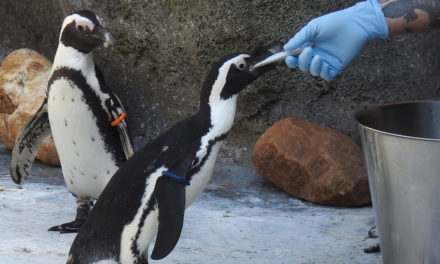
[284, 0, 389, 81]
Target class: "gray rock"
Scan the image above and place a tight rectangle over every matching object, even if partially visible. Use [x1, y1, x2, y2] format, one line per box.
[2, 0, 440, 168]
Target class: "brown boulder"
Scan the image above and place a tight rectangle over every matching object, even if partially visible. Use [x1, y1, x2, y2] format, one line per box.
[252, 117, 371, 206]
[0, 49, 59, 166]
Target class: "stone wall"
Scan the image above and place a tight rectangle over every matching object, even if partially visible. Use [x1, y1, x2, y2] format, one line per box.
[2, 0, 440, 167]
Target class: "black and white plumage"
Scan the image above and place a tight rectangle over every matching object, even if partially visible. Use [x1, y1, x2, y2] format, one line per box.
[9, 10, 133, 233]
[67, 48, 277, 264]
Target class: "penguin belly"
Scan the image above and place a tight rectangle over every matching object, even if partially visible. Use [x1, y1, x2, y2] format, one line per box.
[185, 142, 222, 207]
[48, 79, 118, 199]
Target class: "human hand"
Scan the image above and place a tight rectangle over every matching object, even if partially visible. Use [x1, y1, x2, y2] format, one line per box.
[284, 0, 389, 81]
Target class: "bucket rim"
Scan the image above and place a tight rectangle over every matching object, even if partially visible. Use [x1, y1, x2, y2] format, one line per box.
[355, 100, 440, 142]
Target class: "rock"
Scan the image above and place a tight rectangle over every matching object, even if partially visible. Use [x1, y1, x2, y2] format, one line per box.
[252, 117, 371, 206]
[0, 49, 59, 166]
[2, 1, 440, 168]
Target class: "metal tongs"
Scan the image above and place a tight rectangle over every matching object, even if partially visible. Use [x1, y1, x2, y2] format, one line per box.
[251, 46, 308, 70]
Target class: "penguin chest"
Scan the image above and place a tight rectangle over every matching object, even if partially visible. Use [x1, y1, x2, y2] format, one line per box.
[47, 79, 118, 199]
[185, 141, 223, 207]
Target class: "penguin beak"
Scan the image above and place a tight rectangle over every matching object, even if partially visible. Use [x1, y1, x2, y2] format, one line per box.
[102, 31, 115, 48]
[248, 46, 281, 72]
[90, 25, 115, 48]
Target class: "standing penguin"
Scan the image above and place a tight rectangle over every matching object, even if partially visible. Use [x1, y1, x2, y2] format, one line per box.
[67, 47, 277, 264]
[10, 10, 133, 233]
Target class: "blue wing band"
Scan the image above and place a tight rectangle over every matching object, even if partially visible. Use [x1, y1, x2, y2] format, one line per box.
[162, 171, 190, 186]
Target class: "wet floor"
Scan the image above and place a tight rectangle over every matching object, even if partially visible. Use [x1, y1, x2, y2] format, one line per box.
[0, 143, 382, 264]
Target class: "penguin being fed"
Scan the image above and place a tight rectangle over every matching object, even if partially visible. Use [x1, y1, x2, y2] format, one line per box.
[67, 47, 278, 264]
[9, 10, 133, 233]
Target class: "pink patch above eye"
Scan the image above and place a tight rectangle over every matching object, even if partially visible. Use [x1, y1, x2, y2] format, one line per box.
[76, 20, 95, 31]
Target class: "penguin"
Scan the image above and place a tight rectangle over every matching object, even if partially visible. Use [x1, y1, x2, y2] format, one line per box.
[67, 47, 278, 264]
[9, 10, 133, 233]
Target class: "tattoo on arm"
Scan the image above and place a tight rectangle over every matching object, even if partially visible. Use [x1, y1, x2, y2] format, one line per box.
[380, 0, 440, 28]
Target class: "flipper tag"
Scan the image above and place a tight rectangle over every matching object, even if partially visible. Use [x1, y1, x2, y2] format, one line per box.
[162, 171, 190, 185]
[111, 113, 126, 127]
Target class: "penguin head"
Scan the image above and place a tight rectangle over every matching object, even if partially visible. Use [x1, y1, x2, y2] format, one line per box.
[59, 10, 115, 53]
[201, 47, 276, 105]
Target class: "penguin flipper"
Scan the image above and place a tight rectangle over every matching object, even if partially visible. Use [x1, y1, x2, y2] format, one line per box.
[94, 64, 134, 159]
[10, 99, 51, 184]
[110, 92, 134, 158]
[150, 164, 190, 260]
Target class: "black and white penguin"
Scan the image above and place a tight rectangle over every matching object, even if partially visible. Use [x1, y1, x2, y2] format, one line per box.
[67, 47, 277, 264]
[10, 10, 133, 233]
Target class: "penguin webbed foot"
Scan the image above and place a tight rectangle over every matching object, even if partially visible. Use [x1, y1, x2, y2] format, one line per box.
[48, 219, 85, 233]
[48, 200, 91, 233]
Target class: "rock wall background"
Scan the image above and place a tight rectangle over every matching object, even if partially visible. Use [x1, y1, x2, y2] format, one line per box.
[2, 0, 440, 167]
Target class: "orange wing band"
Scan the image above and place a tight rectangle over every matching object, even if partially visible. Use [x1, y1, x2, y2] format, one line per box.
[111, 113, 127, 127]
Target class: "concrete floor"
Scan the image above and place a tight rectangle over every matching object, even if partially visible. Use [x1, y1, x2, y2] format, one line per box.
[0, 144, 382, 264]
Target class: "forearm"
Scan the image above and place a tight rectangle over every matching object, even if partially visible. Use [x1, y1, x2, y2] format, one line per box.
[379, 0, 440, 35]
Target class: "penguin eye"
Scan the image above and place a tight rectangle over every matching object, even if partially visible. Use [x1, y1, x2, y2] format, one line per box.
[237, 63, 246, 71]
[77, 25, 85, 32]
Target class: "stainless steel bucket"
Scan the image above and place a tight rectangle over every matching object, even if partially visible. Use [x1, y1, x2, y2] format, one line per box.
[356, 101, 440, 264]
